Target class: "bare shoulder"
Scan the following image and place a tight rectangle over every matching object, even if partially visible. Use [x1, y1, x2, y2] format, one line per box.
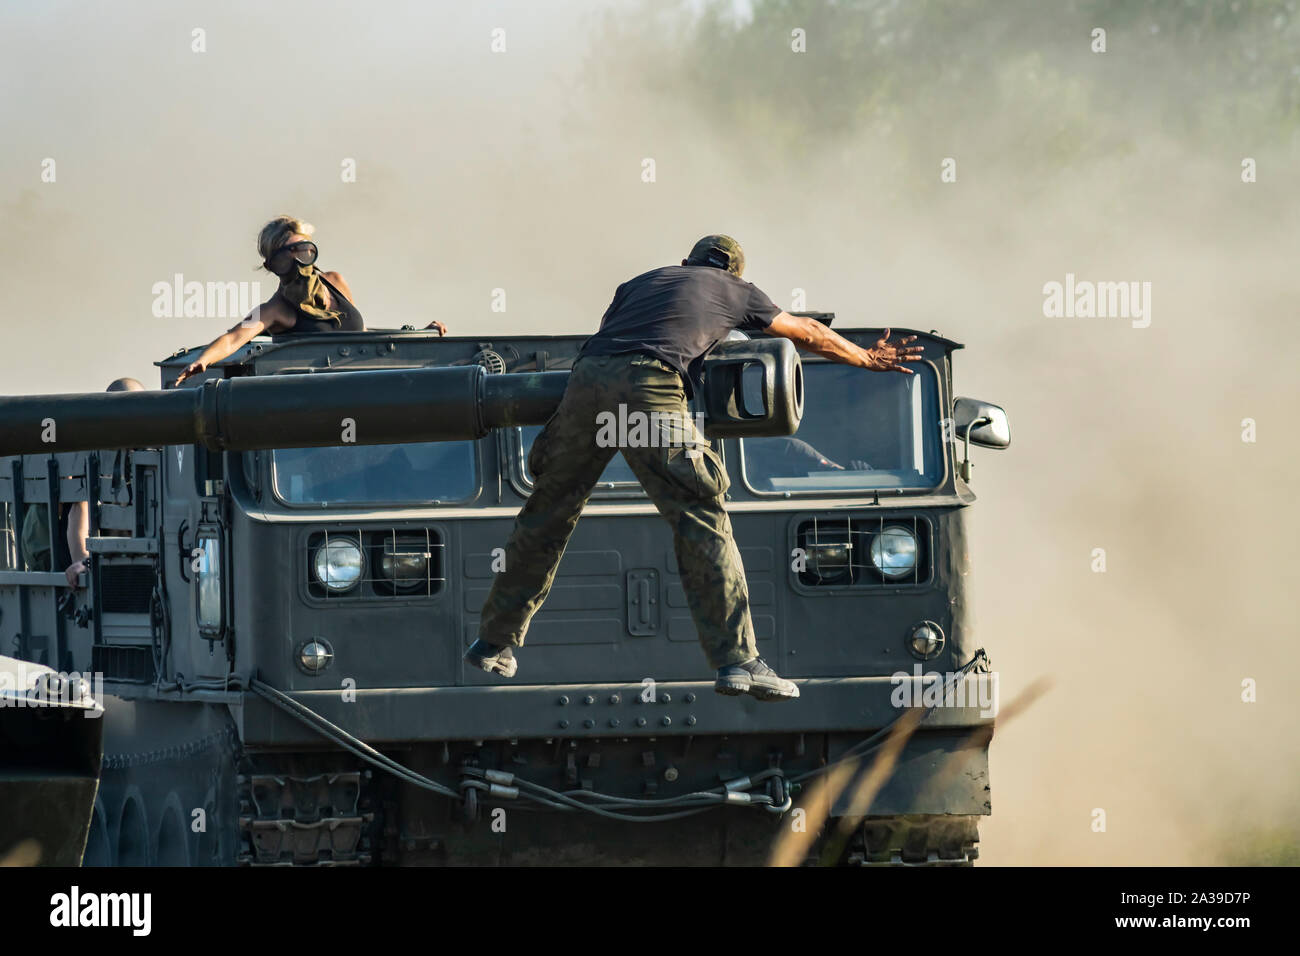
[322, 270, 353, 300]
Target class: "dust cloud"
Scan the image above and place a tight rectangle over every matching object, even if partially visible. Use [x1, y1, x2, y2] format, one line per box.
[1, 0, 1295, 863]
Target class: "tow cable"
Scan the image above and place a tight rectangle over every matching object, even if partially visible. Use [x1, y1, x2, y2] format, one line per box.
[250, 678, 789, 822]
[248, 650, 985, 823]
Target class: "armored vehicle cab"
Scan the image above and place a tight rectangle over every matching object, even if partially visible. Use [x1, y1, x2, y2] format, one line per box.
[0, 318, 1008, 865]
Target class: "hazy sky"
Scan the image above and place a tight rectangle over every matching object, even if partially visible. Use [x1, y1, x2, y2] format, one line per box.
[1, 0, 697, 391]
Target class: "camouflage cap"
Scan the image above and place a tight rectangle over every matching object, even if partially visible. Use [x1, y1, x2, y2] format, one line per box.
[686, 234, 745, 276]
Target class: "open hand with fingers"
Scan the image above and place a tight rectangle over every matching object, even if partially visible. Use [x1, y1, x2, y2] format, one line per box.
[862, 328, 925, 373]
[174, 360, 206, 385]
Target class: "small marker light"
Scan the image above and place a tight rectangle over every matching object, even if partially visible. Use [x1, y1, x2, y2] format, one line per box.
[907, 621, 945, 661]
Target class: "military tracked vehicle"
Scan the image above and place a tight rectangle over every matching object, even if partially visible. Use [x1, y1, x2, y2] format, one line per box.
[0, 316, 1009, 865]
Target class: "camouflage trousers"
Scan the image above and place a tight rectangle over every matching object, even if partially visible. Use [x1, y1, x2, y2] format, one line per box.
[478, 352, 759, 669]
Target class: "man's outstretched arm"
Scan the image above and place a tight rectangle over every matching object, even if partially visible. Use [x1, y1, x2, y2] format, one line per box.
[764, 312, 924, 373]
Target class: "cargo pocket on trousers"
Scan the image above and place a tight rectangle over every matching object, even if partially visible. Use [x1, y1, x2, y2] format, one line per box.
[527, 415, 558, 479]
[664, 443, 730, 500]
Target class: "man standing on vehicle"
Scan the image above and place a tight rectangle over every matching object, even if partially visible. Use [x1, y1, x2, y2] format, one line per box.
[466, 235, 923, 701]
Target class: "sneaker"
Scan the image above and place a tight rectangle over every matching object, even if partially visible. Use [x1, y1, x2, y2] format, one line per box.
[714, 657, 799, 701]
[464, 638, 518, 678]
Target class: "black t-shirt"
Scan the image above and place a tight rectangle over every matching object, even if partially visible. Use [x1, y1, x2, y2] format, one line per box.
[578, 265, 781, 398]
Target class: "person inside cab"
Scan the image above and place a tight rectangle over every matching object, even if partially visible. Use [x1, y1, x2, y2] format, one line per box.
[174, 215, 447, 385]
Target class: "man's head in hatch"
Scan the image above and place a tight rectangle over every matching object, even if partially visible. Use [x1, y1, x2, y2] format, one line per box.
[682, 234, 745, 277]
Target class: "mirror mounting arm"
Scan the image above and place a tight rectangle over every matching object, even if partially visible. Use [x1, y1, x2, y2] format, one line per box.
[960, 417, 992, 481]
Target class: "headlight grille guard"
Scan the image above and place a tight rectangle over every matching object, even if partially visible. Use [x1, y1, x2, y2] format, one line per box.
[305, 527, 445, 601]
[794, 513, 932, 588]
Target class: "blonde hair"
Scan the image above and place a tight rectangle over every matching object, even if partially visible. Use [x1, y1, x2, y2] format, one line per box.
[257, 215, 315, 265]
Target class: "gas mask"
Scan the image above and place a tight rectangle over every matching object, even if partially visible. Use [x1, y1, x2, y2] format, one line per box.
[265, 241, 342, 324]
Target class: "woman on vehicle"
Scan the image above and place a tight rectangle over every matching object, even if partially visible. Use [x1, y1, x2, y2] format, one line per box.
[174, 215, 446, 384]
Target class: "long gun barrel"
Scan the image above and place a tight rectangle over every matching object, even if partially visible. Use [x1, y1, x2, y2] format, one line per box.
[0, 338, 803, 456]
[0, 366, 567, 456]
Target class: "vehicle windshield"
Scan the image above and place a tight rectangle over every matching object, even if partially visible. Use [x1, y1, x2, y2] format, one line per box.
[740, 361, 942, 493]
[271, 441, 477, 505]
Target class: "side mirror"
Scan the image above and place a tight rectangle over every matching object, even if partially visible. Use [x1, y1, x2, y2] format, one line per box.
[701, 337, 803, 438]
[953, 397, 1011, 449]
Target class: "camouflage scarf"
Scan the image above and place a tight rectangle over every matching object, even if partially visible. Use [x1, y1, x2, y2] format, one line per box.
[279, 264, 343, 325]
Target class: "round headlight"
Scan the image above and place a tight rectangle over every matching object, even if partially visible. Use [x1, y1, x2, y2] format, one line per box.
[381, 537, 430, 591]
[805, 541, 852, 582]
[908, 621, 945, 660]
[869, 525, 918, 580]
[313, 537, 364, 592]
